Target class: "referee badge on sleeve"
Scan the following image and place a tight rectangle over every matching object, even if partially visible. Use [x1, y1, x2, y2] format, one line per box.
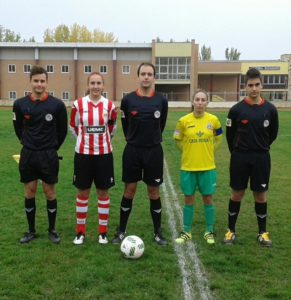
[226, 118, 232, 127]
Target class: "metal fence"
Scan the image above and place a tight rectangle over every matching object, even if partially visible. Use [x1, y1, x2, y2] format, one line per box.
[1, 90, 290, 106]
[160, 91, 290, 102]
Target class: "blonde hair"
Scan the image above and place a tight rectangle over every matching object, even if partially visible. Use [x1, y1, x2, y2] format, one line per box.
[87, 71, 104, 84]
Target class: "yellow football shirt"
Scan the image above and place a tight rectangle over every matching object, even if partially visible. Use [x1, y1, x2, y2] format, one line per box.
[173, 112, 222, 171]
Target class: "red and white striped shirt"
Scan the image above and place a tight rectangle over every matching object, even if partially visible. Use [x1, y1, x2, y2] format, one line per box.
[70, 95, 117, 155]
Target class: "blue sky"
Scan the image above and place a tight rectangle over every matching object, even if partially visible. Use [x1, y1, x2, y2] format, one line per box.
[1, 0, 291, 60]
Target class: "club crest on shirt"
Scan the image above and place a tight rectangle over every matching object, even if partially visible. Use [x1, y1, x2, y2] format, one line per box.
[45, 114, 53, 122]
[264, 120, 270, 127]
[154, 110, 161, 118]
[120, 109, 125, 118]
[207, 123, 213, 130]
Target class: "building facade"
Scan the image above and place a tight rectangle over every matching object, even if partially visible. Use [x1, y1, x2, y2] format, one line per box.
[0, 41, 289, 104]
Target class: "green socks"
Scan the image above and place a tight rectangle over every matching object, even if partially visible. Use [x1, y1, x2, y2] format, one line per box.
[183, 204, 194, 233]
[204, 204, 215, 233]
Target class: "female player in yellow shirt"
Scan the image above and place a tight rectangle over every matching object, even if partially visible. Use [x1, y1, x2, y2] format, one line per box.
[173, 90, 222, 245]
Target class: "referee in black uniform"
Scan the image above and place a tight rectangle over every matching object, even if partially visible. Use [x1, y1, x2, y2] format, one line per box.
[224, 68, 278, 247]
[13, 65, 68, 244]
[112, 62, 168, 245]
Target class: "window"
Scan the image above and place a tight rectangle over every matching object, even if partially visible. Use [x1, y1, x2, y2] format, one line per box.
[48, 91, 55, 96]
[263, 75, 286, 85]
[122, 65, 130, 74]
[24, 91, 30, 96]
[8, 64, 16, 73]
[155, 57, 191, 80]
[102, 92, 108, 98]
[84, 65, 92, 73]
[61, 65, 69, 73]
[62, 91, 69, 100]
[23, 64, 31, 73]
[160, 66, 168, 73]
[9, 91, 17, 100]
[46, 65, 54, 73]
[100, 65, 107, 74]
[281, 75, 287, 84]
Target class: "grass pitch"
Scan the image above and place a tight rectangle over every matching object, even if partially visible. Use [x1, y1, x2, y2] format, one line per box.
[1, 108, 291, 299]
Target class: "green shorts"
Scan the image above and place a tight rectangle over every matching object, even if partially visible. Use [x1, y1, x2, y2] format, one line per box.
[180, 169, 217, 196]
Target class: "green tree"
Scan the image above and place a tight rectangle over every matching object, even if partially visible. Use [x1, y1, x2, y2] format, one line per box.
[0, 25, 21, 42]
[79, 25, 92, 42]
[92, 29, 117, 43]
[43, 23, 118, 42]
[23, 36, 36, 42]
[54, 24, 70, 42]
[43, 28, 54, 42]
[225, 47, 241, 60]
[199, 44, 212, 60]
[69, 23, 81, 42]
[28, 36, 36, 42]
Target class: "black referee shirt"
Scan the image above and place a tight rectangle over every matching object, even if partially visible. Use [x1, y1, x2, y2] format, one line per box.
[13, 94, 68, 151]
[120, 90, 168, 147]
[226, 98, 278, 152]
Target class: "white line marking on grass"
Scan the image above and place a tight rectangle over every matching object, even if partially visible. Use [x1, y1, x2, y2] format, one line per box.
[163, 158, 213, 300]
[162, 182, 195, 300]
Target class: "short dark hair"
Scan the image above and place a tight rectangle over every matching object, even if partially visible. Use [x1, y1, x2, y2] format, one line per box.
[137, 62, 156, 76]
[30, 65, 48, 80]
[245, 68, 262, 84]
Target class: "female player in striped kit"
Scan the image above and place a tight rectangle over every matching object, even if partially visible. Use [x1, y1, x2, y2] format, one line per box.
[70, 72, 117, 245]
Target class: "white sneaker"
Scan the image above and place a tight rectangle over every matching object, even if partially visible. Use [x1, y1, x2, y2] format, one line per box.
[98, 233, 108, 244]
[73, 233, 85, 245]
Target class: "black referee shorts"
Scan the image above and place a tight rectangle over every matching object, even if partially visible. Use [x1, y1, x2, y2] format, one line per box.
[73, 152, 115, 190]
[122, 143, 164, 186]
[19, 147, 59, 184]
[230, 151, 271, 192]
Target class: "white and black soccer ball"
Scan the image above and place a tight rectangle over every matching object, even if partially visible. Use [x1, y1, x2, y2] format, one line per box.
[120, 235, 145, 259]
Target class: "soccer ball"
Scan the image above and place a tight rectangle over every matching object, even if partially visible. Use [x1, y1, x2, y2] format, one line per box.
[120, 235, 145, 259]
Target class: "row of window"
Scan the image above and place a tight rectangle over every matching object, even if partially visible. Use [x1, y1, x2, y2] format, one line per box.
[8, 91, 71, 100]
[240, 90, 287, 100]
[7, 64, 131, 75]
[8, 63, 288, 85]
[8, 91, 131, 100]
[240, 74, 288, 85]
